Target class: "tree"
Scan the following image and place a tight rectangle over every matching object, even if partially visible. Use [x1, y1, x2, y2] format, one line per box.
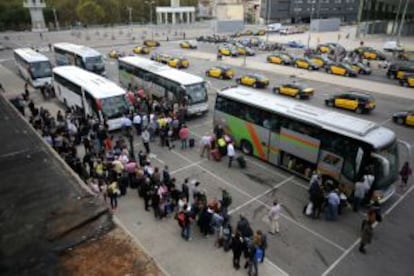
[76, 0, 105, 25]
[100, 0, 120, 24]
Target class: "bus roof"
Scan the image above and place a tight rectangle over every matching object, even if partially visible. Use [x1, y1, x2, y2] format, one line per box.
[13, 48, 50, 63]
[53, 42, 102, 58]
[119, 56, 204, 86]
[218, 87, 395, 149]
[53, 66, 125, 99]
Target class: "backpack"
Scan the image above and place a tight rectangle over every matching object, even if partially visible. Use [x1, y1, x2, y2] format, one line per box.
[223, 192, 232, 207]
[177, 212, 185, 227]
[255, 246, 263, 262]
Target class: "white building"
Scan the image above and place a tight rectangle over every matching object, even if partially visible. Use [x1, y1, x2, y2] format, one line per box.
[23, 0, 48, 32]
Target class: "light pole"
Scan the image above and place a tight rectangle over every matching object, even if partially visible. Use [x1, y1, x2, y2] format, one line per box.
[145, 1, 155, 25]
[52, 8, 60, 31]
[307, 0, 316, 49]
[396, 0, 409, 44]
[127, 6, 133, 26]
[265, 0, 272, 44]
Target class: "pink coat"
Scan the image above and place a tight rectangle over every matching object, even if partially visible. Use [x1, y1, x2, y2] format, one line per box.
[179, 127, 189, 140]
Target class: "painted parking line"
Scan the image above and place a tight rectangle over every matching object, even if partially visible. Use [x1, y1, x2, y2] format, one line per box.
[321, 182, 414, 276]
[170, 159, 206, 175]
[228, 176, 294, 215]
[170, 149, 346, 252]
[264, 258, 290, 276]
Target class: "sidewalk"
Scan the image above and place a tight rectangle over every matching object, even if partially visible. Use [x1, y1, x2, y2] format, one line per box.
[183, 51, 414, 100]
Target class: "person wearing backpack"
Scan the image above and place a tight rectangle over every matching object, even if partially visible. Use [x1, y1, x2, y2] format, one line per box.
[221, 189, 232, 215]
[256, 230, 267, 263]
[246, 236, 259, 276]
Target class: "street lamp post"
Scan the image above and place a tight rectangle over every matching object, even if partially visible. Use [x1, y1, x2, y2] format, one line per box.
[127, 6, 133, 26]
[307, 0, 316, 49]
[265, 0, 272, 44]
[52, 8, 60, 31]
[145, 0, 156, 40]
[396, 0, 409, 44]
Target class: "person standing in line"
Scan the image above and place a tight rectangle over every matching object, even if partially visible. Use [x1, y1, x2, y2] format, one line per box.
[400, 162, 412, 189]
[133, 112, 142, 135]
[257, 230, 267, 263]
[108, 180, 120, 210]
[359, 212, 375, 254]
[24, 82, 30, 99]
[326, 189, 340, 221]
[199, 134, 212, 159]
[179, 124, 189, 149]
[227, 141, 235, 168]
[247, 236, 259, 276]
[141, 128, 150, 154]
[232, 230, 244, 270]
[353, 177, 370, 212]
[268, 200, 281, 235]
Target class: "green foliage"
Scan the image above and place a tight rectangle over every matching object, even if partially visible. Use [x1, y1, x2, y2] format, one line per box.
[0, 0, 30, 31]
[76, 0, 105, 24]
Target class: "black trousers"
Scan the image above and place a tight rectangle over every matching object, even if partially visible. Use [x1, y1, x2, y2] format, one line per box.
[233, 252, 241, 269]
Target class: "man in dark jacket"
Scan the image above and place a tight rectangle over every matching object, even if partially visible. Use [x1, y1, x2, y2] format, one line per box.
[237, 214, 253, 239]
[232, 231, 244, 270]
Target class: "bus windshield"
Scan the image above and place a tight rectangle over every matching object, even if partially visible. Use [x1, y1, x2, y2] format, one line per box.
[101, 95, 131, 119]
[186, 83, 207, 105]
[30, 61, 52, 79]
[374, 141, 399, 190]
[85, 56, 104, 71]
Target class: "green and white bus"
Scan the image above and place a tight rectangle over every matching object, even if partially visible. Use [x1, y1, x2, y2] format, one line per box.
[118, 56, 208, 115]
[214, 86, 399, 202]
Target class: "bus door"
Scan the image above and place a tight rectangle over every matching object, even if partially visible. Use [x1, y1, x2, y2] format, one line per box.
[267, 131, 280, 165]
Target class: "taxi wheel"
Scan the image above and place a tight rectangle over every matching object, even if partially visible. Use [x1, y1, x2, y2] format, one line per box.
[397, 118, 404, 125]
[205, 71, 210, 76]
[402, 81, 408, 87]
[240, 140, 253, 155]
[267, 57, 271, 63]
[295, 94, 301, 99]
[355, 107, 363, 114]
[294, 63, 298, 68]
[273, 88, 280, 94]
[328, 69, 332, 74]
[308, 66, 312, 71]
[326, 100, 334, 107]
[253, 82, 258, 88]
[345, 72, 350, 77]
[219, 74, 224, 80]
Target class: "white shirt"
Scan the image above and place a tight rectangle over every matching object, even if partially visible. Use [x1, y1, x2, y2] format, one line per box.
[142, 130, 150, 143]
[227, 143, 235, 157]
[122, 116, 132, 127]
[200, 135, 211, 146]
[133, 114, 141, 124]
[269, 204, 281, 220]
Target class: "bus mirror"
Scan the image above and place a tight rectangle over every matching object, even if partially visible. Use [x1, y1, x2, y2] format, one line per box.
[371, 152, 390, 176]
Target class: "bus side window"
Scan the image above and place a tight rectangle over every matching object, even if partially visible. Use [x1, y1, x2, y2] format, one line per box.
[75, 55, 82, 67]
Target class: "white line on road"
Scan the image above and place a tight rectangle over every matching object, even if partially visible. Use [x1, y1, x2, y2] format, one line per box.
[228, 176, 294, 215]
[170, 149, 346, 252]
[170, 159, 206, 175]
[321, 182, 414, 276]
[264, 258, 290, 276]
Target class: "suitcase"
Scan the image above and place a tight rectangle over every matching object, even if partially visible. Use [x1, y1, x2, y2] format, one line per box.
[211, 149, 221, 161]
[189, 138, 195, 148]
[237, 156, 246, 169]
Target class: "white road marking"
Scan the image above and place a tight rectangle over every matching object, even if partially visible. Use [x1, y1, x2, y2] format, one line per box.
[170, 149, 346, 252]
[264, 258, 290, 276]
[321, 181, 414, 276]
[170, 159, 206, 175]
[228, 176, 294, 215]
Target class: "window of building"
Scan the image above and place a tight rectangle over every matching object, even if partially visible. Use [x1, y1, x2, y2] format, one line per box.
[293, 7, 302, 12]
[334, 0, 342, 3]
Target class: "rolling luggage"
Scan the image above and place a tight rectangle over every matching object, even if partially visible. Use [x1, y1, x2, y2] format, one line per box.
[237, 156, 246, 169]
[211, 149, 221, 161]
[189, 138, 195, 148]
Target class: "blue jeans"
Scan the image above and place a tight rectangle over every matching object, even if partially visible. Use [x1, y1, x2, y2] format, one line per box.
[326, 203, 338, 221]
[181, 225, 191, 240]
[181, 139, 187, 149]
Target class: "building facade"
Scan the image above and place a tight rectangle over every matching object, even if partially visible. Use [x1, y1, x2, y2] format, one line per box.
[259, 0, 401, 24]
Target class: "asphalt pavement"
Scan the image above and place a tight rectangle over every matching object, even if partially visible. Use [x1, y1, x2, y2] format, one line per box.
[0, 26, 414, 276]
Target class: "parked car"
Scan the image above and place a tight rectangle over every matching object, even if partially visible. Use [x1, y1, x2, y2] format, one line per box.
[236, 73, 270, 88]
[383, 41, 404, 52]
[387, 61, 414, 79]
[206, 65, 234, 79]
[143, 40, 160, 47]
[267, 52, 293, 65]
[310, 55, 334, 68]
[354, 46, 386, 60]
[132, 46, 151, 54]
[399, 73, 414, 87]
[293, 57, 320, 70]
[348, 62, 372, 75]
[218, 45, 239, 57]
[326, 62, 358, 77]
[287, 40, 305, 48]
[180, 40, 197, 49]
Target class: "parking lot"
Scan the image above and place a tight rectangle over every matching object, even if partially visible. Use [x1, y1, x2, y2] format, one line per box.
[1, 25, 414, 276]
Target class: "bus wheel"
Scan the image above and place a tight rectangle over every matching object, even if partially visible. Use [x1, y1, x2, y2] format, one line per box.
[240, 140, 253, 155]
[397, 118, 404, 125]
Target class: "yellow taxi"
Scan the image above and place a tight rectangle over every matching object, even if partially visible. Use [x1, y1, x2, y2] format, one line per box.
[310, 55, 334, 68]
[234, 44, 255, 56]
[267, 52, 293, 65]
[143, 40, 160, 47]
[392, 111, 414, 126]
[236, 73, 269, 88]
[348, 62, 372, 75]
[326, 62, 358, 77]
[354, 47, 386, 60]
[108, 50, 123, 59]
[168, 56, 190, 69]
[399, 73, 414, 87]
[254, 29, 266, 36]
[150, 52, 171, 64]
[317, 43, 335, 54]
[241, 30, 253, 36]
[293, 57, 320, 70]
[205, 65, 234, 79]
[218, 46, 239, 57]
[325, 92, 376, 114]
[273, 82, 314, 99]
[132, 46, 150, 54]
[179, 40, 197, 49]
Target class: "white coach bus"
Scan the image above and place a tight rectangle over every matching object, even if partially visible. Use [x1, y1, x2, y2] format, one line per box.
[118, 56, 208, 116]
[13, 48, 52, 88]
[53, 66, 132, 131]
[53, 42, 106, 75]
